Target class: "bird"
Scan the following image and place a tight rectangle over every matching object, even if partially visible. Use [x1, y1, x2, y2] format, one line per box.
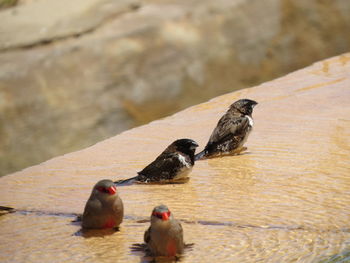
[82, 179, 124, 229]
[195, 99, 258, 160]
[114, 139, 199, 185]
[143, 205, 184, 257]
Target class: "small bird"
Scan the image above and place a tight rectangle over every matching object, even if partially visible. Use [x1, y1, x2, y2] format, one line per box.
[195, 99, 258, 160]
[144, 205, 184, 257]
[82, 179, 124, 229]
[115, 139, 199, 185]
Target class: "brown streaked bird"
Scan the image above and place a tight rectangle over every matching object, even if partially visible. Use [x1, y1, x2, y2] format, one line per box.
[195, 99, 258, 160]
[114, 139, 199, 185]
[82, 179, 124, 229]
[144, 205, 184, 257]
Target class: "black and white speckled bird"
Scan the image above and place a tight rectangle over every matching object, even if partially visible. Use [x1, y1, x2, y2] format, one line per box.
[195, 99, 258, 160]
[114, 139, 199, 185]
[143, 205, 184, 257]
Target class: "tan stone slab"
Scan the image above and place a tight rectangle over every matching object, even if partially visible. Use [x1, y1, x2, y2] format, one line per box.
[0, 53, 350, 262]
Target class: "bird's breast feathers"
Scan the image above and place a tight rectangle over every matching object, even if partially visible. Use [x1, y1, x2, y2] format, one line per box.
[246, 115, 254, 126]
[174, 153, 192, 180]
[177, 153, 191, 168]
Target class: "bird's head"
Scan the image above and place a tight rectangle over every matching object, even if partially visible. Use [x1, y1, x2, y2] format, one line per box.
[93, 179, 117, 196]
[151, 204, 172, 222]
[229, 99, 258, 116]
[171, 138, 199, 156]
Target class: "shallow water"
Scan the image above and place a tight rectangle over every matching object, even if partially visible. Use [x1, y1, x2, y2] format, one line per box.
[0, 54, 350, 262]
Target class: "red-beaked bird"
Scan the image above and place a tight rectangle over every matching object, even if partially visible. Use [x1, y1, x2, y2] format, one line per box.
[82, 179, 124, 229]
[144, 205, 184, 257]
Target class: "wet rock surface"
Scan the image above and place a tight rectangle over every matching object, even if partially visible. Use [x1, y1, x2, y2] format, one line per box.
[0, 54, 349, 262]
[1, 0, 350, 176]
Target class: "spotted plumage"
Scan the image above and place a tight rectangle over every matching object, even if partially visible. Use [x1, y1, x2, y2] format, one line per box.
[195, 99, 258, 160]
[114, 139, 199, 185]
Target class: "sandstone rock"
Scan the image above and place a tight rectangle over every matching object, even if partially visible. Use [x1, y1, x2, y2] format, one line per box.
[1, 0, 350, 176]
[0, 53, 349, 262]
[0, 0, 141, 50]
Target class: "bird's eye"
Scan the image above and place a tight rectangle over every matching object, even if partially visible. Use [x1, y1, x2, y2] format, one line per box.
[152, 212, 163, 219]
[153, 211, 171, 218]
[96, 186, 109, 193]
[156, 214, 163, 219]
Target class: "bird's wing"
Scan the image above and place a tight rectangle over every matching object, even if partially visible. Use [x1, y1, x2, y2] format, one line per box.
[83, 198, 102, 218]
[169, 219, 184, 250]
[144, 226, 151, 243]
[138, 152, 183, 181]
[112, 196, 124, 213]
[208, 115, 249, 145]
[173, 220, 183, 236]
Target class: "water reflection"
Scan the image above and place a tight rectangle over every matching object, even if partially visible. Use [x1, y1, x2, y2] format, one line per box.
[130, 242, 194, 263]
[73, 227, 120, 238]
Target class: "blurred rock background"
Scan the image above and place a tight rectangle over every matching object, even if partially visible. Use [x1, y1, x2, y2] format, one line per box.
[0, 0, 349, 176]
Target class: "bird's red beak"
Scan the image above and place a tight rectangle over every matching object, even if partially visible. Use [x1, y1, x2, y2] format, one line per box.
[153, 210, 171, 220]
[107, 185, 117, 195]
[161, 212, 169, 221]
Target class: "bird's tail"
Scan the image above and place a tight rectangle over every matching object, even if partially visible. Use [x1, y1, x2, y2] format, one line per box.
[114, 176, 138, 186]
[194, 150, 206, 161]
[0, 205, 15, 214]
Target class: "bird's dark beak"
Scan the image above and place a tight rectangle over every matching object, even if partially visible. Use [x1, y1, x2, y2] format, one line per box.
[191, 141, 199, 150]
[107, 185, 117, 195]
